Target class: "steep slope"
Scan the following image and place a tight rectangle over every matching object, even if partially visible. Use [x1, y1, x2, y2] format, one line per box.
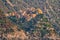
[0, 8, 28, 40]
[0, 0, 60, 40]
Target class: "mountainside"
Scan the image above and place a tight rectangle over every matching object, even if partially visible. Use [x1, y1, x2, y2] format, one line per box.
[0, 0, 60, 40]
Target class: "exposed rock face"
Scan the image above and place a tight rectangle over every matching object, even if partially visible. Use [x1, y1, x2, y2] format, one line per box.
[7, 30, 28, 40]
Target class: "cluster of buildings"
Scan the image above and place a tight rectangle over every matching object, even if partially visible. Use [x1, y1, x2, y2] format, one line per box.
[5, 7, 43, 21]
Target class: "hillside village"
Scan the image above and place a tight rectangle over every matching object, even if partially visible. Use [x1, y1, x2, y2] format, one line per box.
[5, 7, 43, 21]
[0, 0, 60, 40]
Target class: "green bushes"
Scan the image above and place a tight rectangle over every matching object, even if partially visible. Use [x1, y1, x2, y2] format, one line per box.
[0, 19, 5, 23]
[42, 18, 48, 22]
